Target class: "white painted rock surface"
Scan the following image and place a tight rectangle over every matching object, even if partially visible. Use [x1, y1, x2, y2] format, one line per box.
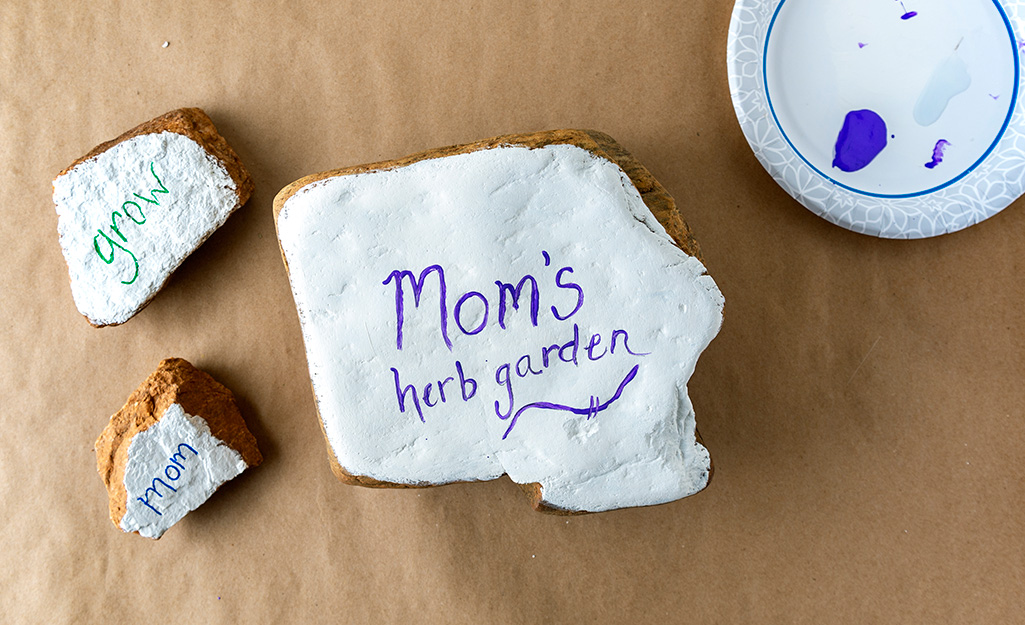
[119, 403, 248, 539]
[95, 357, 262, 539]
[275, 132, 723, 513]
[53, 109, 252, 326]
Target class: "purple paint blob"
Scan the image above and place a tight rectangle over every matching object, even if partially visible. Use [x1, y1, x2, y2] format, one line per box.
[897, 1, 922, 20]
[925, 140, 950, 169]
[858, 42, 867, 49]
[833, 109, 888, 173]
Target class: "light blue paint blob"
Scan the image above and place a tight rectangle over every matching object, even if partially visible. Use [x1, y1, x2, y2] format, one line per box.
[914, 54, 971, 126]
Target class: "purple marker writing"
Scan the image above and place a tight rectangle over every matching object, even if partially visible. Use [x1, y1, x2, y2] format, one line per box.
[498, 364, 640, 439]
[382, 251, 585, 352]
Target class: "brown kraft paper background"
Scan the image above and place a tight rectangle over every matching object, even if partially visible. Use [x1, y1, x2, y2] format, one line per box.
[1, 1, 1022, 623]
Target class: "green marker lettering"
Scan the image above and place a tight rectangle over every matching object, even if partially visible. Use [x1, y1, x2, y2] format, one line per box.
[121, 200, 146, 224]
[90, 161, 166, 286]
[133, 162, 168, 205]
[93, 230, 139, 285]
[109, 211, 128, 243]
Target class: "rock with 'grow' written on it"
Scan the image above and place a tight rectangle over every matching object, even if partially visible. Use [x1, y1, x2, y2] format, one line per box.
[95, 358, 262, 539]
[274, 130, 724, 514]
[52, 108, 253, 327]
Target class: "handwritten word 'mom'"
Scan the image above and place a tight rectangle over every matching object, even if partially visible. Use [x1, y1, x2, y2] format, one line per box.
[135, 442, 197, 516]
[92, 161, 169, 285]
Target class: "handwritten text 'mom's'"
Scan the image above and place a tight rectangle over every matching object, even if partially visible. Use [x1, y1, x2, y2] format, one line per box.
[383, 251, 650, 439]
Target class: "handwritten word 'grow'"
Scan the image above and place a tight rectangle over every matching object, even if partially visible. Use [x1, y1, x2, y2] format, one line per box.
[92, 161, 169, 285]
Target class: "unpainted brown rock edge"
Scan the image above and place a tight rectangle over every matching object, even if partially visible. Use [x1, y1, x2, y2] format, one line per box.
[272, 129, 714, 513]
[94, 357, 262, 533]
[55, 107, 255, 328]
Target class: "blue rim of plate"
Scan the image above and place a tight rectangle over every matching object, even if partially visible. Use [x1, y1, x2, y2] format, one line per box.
[727, 0, 1025, 238]
[762, 0, 1019, 200]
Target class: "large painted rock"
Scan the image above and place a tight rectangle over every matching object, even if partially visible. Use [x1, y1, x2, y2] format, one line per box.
[274, 130, 723, 513]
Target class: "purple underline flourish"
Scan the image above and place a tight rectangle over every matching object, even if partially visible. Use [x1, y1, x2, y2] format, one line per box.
[500, 364, 640, 440]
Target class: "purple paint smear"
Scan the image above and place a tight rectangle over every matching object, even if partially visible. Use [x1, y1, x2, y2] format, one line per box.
[833, 109, 888, 172]
[858, 42, 867, 49]
[897, 1, 917, 20]
[925, 140, 950, 169]
[990, 93, 1001, 100]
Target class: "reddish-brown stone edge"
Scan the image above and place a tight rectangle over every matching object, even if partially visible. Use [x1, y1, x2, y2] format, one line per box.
[271, 129, 714, 514]
[55, 107, 255, 328]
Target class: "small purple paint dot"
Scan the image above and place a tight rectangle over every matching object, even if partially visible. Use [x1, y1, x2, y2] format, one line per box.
[990, 94, 1001, 100]
[833, 109, 888, 173]
[858, 42, 867, 49]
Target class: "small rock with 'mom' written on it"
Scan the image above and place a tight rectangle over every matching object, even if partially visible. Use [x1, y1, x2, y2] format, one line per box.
[95, 358, 262, 539]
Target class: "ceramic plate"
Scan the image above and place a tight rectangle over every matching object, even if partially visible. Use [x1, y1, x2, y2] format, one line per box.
[728, 0, 1025, 238]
